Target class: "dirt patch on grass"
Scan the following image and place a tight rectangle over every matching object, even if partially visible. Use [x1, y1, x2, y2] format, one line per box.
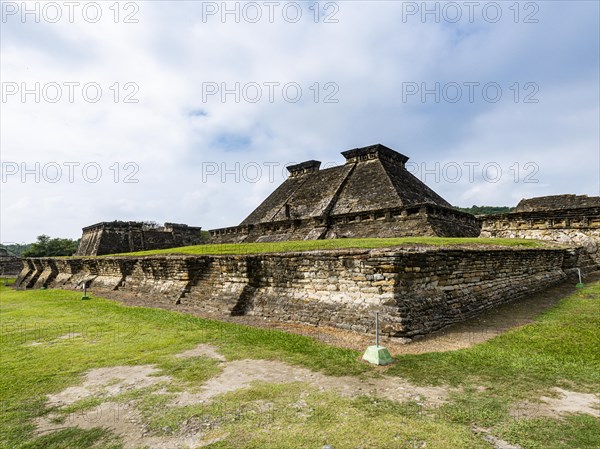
[170, 357, 448, 408]
[45, 365, 171, 408]
[38, 401, 224, 449]
[35, 362, 221, 448]
[170, 343, 448, 406]
[511, 387, 600, 419]
[175, 343, 227, 362]
[35, 344, 449, 448]
[33, 343, 600, 448]
[26, 333, 83, 347]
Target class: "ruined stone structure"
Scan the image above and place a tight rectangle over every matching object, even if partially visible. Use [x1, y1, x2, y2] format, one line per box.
[0, 248, 22, 276]
[75, 221, 203, 256]
[15, 244, 575, 338]
[210, 144, 480, 243]
[13, 151, 600, 340]
[514, 194, 600, 212]
[481, 195, 600, 271]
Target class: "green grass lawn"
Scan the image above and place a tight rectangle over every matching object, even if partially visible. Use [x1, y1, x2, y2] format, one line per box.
[108, 237, 545, 257]
[1, 282, 598, 449]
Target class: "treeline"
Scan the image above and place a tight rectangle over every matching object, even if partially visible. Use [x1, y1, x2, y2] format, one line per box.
[200, 230, 212, 243]
[1, 243, 31, 256]
[23, 235, 79, 257]
[1, 235, 79, 257]
[455, 206, 514, 215]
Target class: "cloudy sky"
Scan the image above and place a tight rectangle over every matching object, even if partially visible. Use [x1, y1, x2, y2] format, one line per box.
[1, 0, 599, 243]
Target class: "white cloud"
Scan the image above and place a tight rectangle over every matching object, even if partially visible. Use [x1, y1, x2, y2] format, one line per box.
[1, 0, 598, 242]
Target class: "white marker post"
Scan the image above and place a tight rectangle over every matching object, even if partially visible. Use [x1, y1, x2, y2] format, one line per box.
[362, 312, 393, 365]
[375, 312, 379, 347]
[81, 282, 90, 300]
[576, 268, 584, 288]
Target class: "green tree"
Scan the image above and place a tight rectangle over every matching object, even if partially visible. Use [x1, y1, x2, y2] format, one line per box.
[200, 230, 211, 243]
[22, 235, 79, 257]
[0, 243, 31, 256]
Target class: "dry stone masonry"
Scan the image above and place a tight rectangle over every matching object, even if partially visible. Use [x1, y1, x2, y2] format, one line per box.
[76, 221, 203, 256]
[210, 144, 480, 243]
[16, 245, 574, 338]
[514, 194, 600, 212]
[481, 194, 600, 272]
[0, 248, 22, 276]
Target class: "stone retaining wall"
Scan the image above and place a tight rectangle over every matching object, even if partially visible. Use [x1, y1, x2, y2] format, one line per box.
[210, 205, 480, 244]
[0, 255, 23, 276]
[481, 207, 600, 271]
[76, 221, 203, 256]
[15, 245, 574, 338]
[515, 195, 600, 212]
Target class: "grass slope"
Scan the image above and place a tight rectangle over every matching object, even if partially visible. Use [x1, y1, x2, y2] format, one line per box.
[110, 237, 544, 257]
[1, 281, 598, 448]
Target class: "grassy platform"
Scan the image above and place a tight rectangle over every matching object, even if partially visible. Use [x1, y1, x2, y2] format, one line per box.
[110, 237, 545, 257]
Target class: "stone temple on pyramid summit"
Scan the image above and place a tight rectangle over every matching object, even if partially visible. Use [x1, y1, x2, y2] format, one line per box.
[209, 144, 481, 243]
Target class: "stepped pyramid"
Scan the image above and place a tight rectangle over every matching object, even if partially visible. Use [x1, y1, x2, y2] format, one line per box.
[211, 144, 480, 243]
